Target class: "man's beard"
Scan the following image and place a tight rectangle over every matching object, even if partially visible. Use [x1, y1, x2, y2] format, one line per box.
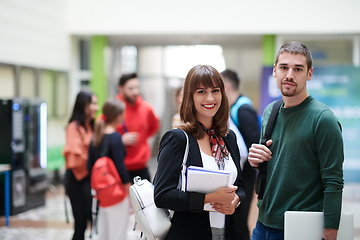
[281, 80, 297, 97]
[281, 87, 296, 97]
[124, 94, 136, 104]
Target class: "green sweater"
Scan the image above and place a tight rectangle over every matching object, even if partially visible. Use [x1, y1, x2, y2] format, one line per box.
[258, 96, 344, 230]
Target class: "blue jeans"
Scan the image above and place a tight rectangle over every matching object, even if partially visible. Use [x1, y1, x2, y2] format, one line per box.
[251, 221, 284, 240]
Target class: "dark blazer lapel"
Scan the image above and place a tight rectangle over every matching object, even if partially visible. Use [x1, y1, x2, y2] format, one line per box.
[186, 133, 204, 168]
[223, 131, 241, 171]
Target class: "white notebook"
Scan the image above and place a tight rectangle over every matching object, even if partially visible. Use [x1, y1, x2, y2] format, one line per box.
[186, 166, 232, 211]
[284, 211, 354, 240]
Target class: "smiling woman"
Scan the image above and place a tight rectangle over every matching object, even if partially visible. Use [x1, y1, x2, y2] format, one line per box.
[193, 85, 222, 125]
[153, 65, 246, 240]
[179, 65, 229, 139]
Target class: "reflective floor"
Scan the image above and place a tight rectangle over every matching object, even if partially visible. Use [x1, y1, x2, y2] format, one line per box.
[0, 183, 144, 240]
[1, 157, 360, 240]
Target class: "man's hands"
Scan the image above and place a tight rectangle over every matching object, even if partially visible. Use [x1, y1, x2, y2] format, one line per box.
[248, 140, 273, 168]
[323, 228, 338, 240]
[122, 132, 138, 146]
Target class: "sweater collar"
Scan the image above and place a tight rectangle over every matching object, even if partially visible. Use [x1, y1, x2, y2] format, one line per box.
[281, 95, 313, 114]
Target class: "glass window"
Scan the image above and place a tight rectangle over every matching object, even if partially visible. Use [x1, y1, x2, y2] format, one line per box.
[19, 67, 36, 98]
[164, 45, 226, 78]
[0, 65, 15, 98]
[121, 45, 138, 73]
[39, 70, 55, 117]
[79, 39, 90, 70]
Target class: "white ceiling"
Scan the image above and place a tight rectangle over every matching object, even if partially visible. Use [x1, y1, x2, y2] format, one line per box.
[108, 34, 263, 47]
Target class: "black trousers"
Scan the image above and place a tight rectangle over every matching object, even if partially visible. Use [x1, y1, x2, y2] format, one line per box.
[128, 167, 151, 182]
[64, 169, 92, 240]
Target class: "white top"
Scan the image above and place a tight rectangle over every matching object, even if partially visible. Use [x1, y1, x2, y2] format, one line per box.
[228, 118, 248, 169]
[200, 149, 237, 228]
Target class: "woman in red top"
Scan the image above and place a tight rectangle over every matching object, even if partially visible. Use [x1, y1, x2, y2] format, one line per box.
[63, 91, 99, 240]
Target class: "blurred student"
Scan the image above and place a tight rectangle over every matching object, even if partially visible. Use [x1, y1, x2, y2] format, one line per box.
[116, 73, 160, 181]
[154, 65, 245, 240]
[63, 91, 99, 240]
[221, 69, 260, 240]
[172, 86, 184, 128]
[87, 98, 132, 240]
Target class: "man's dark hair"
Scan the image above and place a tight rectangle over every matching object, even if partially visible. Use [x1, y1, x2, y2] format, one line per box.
[118, 73, 137, 86]
[221, 69, 240, 90]
[275, 41, 313, 71]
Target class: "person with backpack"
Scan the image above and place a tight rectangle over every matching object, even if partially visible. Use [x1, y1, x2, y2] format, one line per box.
[63, 91, 99, 240]
[248, 41, 344, 240]
[87, 98, 132, 240]
[154, 65, 246, 240]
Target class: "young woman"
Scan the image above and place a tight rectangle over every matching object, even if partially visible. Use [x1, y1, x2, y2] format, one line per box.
[154, 65, 246, 240]
[63, 91, 98, 240]
[87, 98, 132, 240]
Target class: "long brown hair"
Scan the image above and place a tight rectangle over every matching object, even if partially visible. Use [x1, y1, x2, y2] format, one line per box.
[93, 99, 125, 147]
[179, 65, 229, 139]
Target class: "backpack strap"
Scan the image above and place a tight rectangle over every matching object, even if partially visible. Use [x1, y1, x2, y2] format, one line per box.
[99, 135, 111, 157]
[179, 129, 189, 192]
[256, 99, 283, 199]
[261, 99, 283, 145]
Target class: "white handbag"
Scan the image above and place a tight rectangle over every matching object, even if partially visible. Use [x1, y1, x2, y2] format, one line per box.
[130, 177, 171, 240]
[129, 130, 189, 240]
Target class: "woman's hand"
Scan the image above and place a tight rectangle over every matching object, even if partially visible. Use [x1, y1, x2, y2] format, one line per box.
[212, 194, 240, 215]
[205, 185, 237, 206]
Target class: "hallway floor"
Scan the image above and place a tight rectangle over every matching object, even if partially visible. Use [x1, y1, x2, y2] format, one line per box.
[0, 184, 144, 240]
[1, 157, 360, 239]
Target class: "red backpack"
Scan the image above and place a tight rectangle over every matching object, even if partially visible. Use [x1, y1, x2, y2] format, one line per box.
[90, 137, 127, 208]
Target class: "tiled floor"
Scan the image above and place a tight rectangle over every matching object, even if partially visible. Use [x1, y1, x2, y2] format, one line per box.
[1, 157, 360, 240]
[0, 184, 143, 240]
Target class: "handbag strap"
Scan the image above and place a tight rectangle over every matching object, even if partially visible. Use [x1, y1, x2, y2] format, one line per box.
[179, 129, 189, 192]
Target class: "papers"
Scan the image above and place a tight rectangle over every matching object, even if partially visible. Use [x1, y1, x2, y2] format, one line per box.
[186, 166, 232, 193]
[186, 166, 232, 211]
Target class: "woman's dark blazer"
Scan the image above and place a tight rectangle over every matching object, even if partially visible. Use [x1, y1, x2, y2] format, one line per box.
[153, 128, 246, 240]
